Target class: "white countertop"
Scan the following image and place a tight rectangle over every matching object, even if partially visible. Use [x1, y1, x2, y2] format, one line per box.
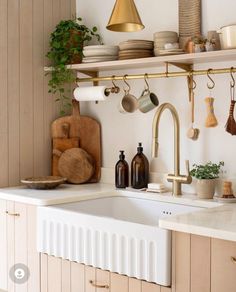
[0, 183, 114, 206]
[1, 183, 236, 242]
[159, 204, 236, 242]
[0, 183, 221, 207]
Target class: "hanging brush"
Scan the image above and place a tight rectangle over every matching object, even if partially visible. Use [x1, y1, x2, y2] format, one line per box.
[205, 97, 218, 127]
[205, 69, 218, 128]
[225, 68, 236, 135]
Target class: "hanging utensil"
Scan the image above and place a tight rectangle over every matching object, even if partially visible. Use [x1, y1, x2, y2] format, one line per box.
[225, 67, 236, 135]
[205, 69, 218, 128]
[187, 75, 200, 140]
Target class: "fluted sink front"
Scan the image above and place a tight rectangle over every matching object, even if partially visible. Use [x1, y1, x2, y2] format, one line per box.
[37, 192, 202, 286]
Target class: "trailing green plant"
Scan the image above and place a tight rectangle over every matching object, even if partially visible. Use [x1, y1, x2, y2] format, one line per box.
[46, 17, 102, 114]
[190, 161, 224, 180]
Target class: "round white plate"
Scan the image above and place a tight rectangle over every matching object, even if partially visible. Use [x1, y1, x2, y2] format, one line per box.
[83, 48, 119, 57]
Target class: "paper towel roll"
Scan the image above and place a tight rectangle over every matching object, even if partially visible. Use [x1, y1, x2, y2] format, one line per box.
[74, 86, 109, 101]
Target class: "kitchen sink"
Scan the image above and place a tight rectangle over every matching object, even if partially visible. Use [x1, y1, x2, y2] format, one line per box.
[37, 192, 203, 286]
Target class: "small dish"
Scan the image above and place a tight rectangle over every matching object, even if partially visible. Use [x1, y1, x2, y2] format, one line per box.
[21, 176, 66, 190]
[216, 197, 236, 203]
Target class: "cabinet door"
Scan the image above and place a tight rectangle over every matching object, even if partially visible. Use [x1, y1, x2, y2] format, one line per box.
[96, 269, 110, 292]
[0, 199, 7, 291]
[110, 273, 128, 292]
[211, 238, 236, 292]
[6, 203, 40, 292]
[142, 281, 161, 292]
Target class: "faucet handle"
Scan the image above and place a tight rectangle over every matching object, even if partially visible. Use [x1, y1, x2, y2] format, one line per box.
[185, 160, 190, 176]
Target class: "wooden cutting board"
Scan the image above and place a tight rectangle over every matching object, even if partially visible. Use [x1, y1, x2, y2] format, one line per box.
[52, 123, 80, 176]
[51, 100, 101, 183]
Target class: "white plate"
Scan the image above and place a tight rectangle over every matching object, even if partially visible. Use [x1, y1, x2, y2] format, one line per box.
[83, 45, 119, 50]
[216, 197, 236, 203]
[83, 48, 119, 57]
[82, 56, 118, 63]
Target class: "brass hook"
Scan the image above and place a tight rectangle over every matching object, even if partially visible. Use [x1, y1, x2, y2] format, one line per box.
[230, 67, 235, 88]
[144, 73, 150, 91]
[111, 75, 120, 93]
[123, 74, 131, 93]
[207, 69, 215, 90]
[165, 63, 169, 78]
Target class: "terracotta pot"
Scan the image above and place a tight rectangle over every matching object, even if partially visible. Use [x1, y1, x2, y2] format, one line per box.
[196, 178, 217, 199]
[67, 30, 83, 64]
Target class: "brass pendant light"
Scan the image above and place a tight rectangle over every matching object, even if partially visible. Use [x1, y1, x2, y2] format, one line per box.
[107, 0, 145, 32]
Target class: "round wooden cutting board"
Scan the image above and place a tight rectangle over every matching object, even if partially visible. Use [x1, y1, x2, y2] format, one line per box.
[55, 148, 95, 184]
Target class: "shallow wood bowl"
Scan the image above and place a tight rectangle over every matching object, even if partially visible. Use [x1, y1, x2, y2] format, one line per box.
[21, 176, 67, 190]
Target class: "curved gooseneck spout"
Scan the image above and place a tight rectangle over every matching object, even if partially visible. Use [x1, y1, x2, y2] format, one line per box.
[152, 103, 191, 196]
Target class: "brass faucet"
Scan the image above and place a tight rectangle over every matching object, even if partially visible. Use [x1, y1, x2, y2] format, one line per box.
[152, 103, 192, 196]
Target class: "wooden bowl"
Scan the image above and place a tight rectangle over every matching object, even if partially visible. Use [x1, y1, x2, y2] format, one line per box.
[21, 176, 67, 190]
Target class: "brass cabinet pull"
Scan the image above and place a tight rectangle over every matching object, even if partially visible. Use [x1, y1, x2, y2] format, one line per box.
[231, 256, 236, 264]
[89, 280, 109, 289]
[5, 211, 20, 217]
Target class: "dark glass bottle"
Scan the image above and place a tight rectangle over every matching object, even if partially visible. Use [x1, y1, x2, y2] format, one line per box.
[131, 143, 149, 189]
[115, 151, 129, 188]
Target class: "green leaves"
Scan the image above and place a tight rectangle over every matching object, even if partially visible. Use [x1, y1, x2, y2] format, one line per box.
[190, 161, 224, 180]
[46, 17, 102, 115]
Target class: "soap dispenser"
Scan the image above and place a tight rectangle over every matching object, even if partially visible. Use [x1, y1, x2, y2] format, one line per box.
[115, 151, 129, 188]
[131, 143, 149, 189]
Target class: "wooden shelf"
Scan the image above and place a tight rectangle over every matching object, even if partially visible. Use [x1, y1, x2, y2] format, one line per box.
[44, 49, 236, 74]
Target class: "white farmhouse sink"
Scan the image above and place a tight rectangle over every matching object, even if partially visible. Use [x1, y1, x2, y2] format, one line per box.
[37, 193, 203, 286]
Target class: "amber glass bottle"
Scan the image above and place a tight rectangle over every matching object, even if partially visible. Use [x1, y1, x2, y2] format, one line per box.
[131, 143, 149, 189]
[115, 151, 129, 188]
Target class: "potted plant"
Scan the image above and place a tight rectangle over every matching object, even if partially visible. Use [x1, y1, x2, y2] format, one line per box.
[46, 17, 102, 114]
[190, 161, 224, 199]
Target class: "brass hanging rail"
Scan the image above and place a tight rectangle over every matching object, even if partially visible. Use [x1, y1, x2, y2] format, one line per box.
[76, 66, 236, 83]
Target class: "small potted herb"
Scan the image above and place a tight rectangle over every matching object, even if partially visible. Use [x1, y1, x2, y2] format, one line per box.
[190, 161, 224, 199]
[46, 17, 102, 114]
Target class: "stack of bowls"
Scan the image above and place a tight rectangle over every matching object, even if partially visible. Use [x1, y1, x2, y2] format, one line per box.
[118, 40, 154, 60]
[154, 31, 185, 56]
[82, 45, 119, 63]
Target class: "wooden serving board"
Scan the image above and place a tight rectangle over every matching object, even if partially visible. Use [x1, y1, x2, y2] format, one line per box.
[51, 100, 101, 183]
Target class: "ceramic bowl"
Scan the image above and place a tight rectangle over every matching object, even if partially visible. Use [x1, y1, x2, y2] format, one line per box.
[83, 46, 119, 57]
[154, 31, 178, 39]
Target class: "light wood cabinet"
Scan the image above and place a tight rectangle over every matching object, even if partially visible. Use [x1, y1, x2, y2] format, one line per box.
[0, 200, 40, 292]
[211, 238, 236, 292]
[41, 254, 171, 292]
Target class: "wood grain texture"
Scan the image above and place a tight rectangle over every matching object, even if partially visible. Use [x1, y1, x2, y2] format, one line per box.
[0, 0, 9, 187]
[190, 235, 210, 292]
[51, 100, 101, 182]
[174, 232, 191, 292]
[0, 0, 76, 187]
[48, 256, 62, 292]
[142, 281, 161, 292]
[0, 200, 7, 291]
[71, 262, 85, 292]
[211, 238, 236, 292]
[129, 278, 142, 292]
[96, 269, 110, 292]
[110, 273, 128, 292]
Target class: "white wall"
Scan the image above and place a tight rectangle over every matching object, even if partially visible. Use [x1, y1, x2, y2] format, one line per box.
[76, 0, 236, 191]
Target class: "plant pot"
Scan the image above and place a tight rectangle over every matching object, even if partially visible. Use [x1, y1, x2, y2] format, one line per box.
[67, 30, 84, 64]
[196, 179, 217, 199]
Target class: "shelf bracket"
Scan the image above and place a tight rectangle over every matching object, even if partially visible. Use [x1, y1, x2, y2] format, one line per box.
[77, 70, 99, 86]
[167, 62, 193, 72]
[167, 62, 193, 102]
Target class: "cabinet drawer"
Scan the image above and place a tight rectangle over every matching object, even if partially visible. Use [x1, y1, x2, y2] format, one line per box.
[211, 238, 236, 292]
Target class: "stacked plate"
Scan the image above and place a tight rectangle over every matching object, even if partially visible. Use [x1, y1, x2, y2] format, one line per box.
[82, 45, 119, 63]
[118, 40, 154, 60]
[154, 31, 185, 56]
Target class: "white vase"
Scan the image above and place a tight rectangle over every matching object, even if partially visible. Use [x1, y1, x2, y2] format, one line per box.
[196, 179, 217, 199]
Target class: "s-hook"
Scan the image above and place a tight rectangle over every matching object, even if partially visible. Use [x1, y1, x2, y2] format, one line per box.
[144, 73, 150, 91]
[230, 67, 235, 101]
[111, 75, 120, 94]
[123, 74, 131, 94]
[207, 69, 215, 90]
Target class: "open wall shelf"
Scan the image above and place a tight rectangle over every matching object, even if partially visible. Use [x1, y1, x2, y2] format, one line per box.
[44, 49, 236, 74]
